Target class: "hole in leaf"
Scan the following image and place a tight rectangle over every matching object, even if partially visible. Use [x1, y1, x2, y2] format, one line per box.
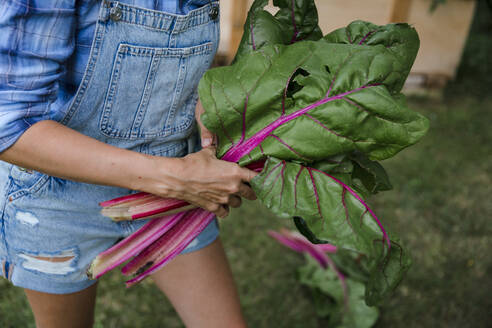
[324, 65, 331, 74]
[286, 68, 310, 98]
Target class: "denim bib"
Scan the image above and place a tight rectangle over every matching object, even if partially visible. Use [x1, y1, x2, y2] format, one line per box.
[0, 1, 220, 293]
[58, 0, 219, 155]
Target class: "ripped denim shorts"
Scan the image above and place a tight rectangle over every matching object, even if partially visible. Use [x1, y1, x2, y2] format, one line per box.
[0, 1, 220, 294]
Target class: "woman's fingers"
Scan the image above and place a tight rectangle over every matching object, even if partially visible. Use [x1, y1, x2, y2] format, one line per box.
[228, 195, 242, 208]
[188, 196, 229, 218]
[237, 183, 256, 201]
[236, 166, 258, 182]
[213, 205, 229, 218]
[198, 192, 242, 209]
[227, 166, 257, 200]
[195, 100, 215, 148]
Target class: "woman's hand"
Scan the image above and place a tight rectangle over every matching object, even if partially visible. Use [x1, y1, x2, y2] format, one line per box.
[139, 98, 255, 218]
[147, 148, 257, 218]
[143, 99, 257, 217]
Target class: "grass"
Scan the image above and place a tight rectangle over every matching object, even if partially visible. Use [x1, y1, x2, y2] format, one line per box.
[1, 95, 490, 327]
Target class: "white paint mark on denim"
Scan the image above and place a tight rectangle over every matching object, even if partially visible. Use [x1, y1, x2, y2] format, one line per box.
[15, 211, 39, 226]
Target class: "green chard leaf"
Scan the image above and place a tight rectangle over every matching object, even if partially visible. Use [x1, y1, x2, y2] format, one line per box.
[234, 0, 323, 62]
[311, 152, 392, 199]
[365, 239, 412, 306]
[323, 21, 420, 92]
[251, 157, 409, 305]
[349, 152, 392, 197]
[299, 257, 379, 327]
[251, 158, 386, 255]
[200, 23, 428, 166]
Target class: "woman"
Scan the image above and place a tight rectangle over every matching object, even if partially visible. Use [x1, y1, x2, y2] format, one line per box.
[0, 0, 254, 327]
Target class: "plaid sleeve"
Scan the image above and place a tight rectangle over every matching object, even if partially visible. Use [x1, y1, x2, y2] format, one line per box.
[0, 0, 76, 152]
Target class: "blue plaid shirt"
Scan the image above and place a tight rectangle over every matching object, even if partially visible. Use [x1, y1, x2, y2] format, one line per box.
[0, 0, 208, 153]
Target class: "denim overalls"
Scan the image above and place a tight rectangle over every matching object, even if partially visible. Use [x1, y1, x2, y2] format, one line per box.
[0, 1, 220, 294]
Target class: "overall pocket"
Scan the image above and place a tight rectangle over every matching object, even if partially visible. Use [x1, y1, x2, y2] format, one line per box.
[99, 42, 213, 140]
[7, 166, 51, 202]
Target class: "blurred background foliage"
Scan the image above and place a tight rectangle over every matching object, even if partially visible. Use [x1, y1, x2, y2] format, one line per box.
[445, 0, 492, 99]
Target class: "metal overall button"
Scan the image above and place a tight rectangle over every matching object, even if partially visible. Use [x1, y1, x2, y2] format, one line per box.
[209, 5, 219, 20]
[110, 5, 122, 21]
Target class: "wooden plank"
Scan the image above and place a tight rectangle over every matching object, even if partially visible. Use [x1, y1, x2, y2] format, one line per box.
[407, 0, 477, 79]
[227, 0, 249, 62]
[389, 0, 413, 22]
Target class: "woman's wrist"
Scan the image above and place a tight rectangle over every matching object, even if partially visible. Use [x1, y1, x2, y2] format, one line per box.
[130, 154, 186, 198]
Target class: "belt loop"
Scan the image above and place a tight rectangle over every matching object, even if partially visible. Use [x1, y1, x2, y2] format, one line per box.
[100, 0, 111, 22]
[208, 0, 219, 20]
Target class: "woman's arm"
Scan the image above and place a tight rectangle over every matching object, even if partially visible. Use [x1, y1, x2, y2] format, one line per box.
[0, 120, 256, 217]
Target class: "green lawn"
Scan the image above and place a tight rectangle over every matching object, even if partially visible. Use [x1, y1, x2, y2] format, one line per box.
[1, 96, 490, 327]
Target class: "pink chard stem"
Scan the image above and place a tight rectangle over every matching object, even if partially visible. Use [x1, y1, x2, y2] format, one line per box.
[99, 192, 151, 207]
[123, 208, 215, 286]
[100, 192, 195, 221]
[87, 212, 185, 279]
[269, 229, 348, 307]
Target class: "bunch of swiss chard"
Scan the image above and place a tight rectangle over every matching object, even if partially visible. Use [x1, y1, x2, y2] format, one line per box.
[89, 0, 429, 305]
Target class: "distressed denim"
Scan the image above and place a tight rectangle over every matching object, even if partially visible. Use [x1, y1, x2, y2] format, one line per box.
[0, 1, 220, 294]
